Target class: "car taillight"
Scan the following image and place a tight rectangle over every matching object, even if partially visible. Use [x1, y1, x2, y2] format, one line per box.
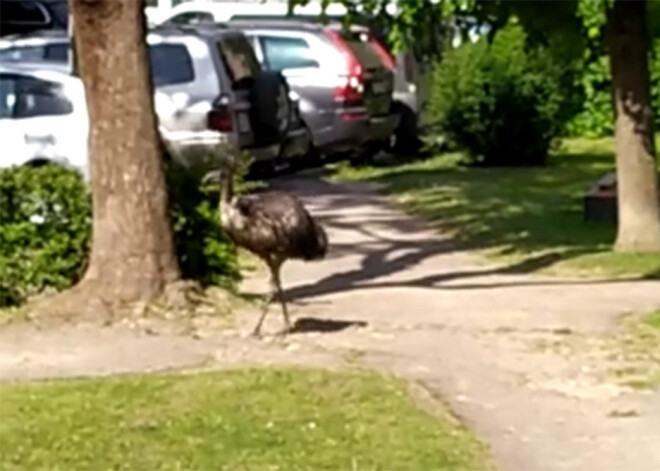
[369, 37, 396, 70]
[207, 95, 233, 132]
[324, 29, 364, 106]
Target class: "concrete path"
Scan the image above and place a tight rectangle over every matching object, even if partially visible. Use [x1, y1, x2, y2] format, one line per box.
[251, 173, 660, 471]
[2, 172, 660, 471]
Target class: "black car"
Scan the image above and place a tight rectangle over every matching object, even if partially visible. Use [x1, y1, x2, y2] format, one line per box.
[0, 0, 68, 37]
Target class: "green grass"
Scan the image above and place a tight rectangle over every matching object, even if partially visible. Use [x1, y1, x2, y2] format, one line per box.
[0, 367, 490, 471]
[608, 311, 660, 389]
[333, 136, 660, 277]
[647, 310, 660, 331]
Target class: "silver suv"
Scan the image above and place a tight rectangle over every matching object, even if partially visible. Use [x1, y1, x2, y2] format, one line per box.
[229, 20, 399, 161]
[0, 26, 310, 171]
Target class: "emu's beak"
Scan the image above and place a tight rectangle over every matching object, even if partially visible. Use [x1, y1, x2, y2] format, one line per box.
[202, 169, 222, 186]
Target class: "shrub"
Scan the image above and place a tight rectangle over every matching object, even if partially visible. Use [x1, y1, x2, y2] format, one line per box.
[0, 165, 91, 306]
[429, 24, 566, 166]
[166, 160, 240, 288]
[0, 162, 240, 307]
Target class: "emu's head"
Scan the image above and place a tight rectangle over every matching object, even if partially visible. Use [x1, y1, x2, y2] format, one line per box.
[201, 153, 237, 187]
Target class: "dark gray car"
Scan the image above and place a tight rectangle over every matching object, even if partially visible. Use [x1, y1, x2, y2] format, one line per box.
[229, 20, 399, 160]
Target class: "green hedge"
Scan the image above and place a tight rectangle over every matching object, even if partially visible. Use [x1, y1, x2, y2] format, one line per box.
[429, 24, 567, 166]
[0, 165, 91, 306]
[0, 162, 240, 307]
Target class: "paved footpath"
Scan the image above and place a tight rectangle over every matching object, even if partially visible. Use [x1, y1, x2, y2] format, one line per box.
[2, 172, 660, 471]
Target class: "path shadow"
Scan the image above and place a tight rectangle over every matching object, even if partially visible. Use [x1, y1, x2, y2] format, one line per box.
[290, 317, 367, 334]
[262, 173, 656, 303]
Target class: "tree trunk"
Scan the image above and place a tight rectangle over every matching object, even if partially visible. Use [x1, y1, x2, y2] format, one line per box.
[71, 0, 180, 302]
[606, 0, 660, 252]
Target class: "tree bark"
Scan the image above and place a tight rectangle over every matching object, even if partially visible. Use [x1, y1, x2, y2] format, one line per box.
[71, 0, 180, 302]
[606, 0, 660, 252]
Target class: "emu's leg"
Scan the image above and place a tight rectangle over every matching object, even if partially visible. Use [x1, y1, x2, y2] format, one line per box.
[272, 264, 291, 335]
[252, 259, 286, 336]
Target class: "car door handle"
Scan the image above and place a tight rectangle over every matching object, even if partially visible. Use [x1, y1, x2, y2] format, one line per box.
[24, 134, 56, 145]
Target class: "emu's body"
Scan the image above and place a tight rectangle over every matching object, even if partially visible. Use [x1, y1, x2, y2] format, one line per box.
[206, 168, 327, 335]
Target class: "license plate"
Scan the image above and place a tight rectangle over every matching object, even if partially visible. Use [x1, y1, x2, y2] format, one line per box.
[372, 81, 388, 94]
[237, 113, 251, 133]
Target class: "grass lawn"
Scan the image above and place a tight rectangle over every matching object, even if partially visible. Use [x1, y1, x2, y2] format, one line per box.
[609, 310, 660, 390]
[0, 367, 490, 471]
[333, 136, 660, 278]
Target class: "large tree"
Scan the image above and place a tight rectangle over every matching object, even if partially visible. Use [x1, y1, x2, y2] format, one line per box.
[605, 0, 660, 251]
[298, 0, 660, 252]
[70, 0, 180, 303]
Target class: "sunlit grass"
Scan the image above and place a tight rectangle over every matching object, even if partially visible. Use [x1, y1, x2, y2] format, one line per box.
[0, 367, 491, 471]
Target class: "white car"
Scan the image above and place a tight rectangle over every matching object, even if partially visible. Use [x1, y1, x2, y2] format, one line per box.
[0, 62, 89, 176]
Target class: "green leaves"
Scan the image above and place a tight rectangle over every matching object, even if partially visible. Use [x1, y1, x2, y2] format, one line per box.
[0, 165, 91, 306]
[165, 161, 241, 289]
[429, 22, 568, 166]
[0, 161, 241, 307]
[576, 0, 612, 39]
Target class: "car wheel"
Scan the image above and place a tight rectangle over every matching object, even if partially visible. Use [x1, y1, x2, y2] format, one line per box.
[250, 71, 291, 147]
[391, 102, 422, 155]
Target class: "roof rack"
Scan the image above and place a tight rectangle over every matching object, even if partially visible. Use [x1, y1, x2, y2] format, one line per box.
[224, 18, 327, 30]
[149, 21, 236, 36]
[225, 18, 369, 33]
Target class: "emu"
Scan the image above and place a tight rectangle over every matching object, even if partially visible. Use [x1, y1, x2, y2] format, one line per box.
[202, 158, 328, 336]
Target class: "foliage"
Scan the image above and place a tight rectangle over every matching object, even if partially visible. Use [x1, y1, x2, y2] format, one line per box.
[429, 23, 566, 166]
[565, 45, 660, 138]
[0, 367, 490, 471]
[0, 165, 91, 307]
[0, 161, 240, 307]
[166, 159, 240, 289]
[333, 136, 660, 277]
[564, 55, 614, 137]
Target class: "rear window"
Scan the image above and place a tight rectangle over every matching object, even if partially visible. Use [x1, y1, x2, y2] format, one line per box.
[149, 44, 195, 86]
[340, 31, 386, 69]
[0, 73, 73, 119]
[216, 34, 261, 84]
[259, 36, 318, 71]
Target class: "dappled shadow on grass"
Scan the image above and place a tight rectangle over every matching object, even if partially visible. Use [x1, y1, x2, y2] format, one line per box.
[373, 152, 617, 255]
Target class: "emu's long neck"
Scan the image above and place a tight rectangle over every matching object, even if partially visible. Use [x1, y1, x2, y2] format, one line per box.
[220, 174, 234, 206]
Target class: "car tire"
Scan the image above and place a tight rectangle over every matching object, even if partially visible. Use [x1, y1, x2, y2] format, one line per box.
[250, 71, 291, 147]
[392, 102, 422, 155]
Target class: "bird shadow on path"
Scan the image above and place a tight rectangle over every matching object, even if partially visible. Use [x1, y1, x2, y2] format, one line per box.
[289, 317, 367, 334]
